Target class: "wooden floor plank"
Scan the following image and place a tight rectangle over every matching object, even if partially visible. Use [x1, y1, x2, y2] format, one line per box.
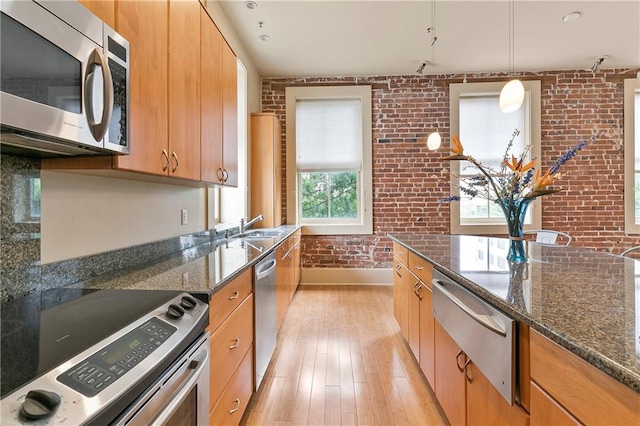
[240, 285, 448, 426]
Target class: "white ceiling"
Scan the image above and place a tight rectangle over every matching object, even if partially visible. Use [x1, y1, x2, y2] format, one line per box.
[217, 0, 640, 78]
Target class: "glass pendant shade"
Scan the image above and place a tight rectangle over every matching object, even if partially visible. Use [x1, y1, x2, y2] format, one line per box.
[427, 132, 441, 150]
[499, 79, 525, 113]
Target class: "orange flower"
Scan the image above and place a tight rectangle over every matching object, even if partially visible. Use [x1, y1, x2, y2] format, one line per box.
[504, 155, 535, 173]
[533, 167, 557, 191]
[451, 135, 464, 156]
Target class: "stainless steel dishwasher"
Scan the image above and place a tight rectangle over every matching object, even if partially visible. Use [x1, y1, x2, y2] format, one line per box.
[254, 252, 277, 390]
[432, 270, 516, 404]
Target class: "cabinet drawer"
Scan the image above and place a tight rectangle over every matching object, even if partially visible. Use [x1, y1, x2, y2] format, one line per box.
[209, 344, 254, 426]
[530, 329, 639, 425]
[208, 268, 252, 332]
[209, 293, 254, 410]
[408, 252, 432, 287]
[277, 236, 293, 259]
[530, 381, 579, 426]
[392, 242, 408, 265]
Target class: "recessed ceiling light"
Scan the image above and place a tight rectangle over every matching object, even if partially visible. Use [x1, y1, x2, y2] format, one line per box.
[561, 11, 582, 22]
[259, 34, 270, 42]
[245, 1, 257, 10]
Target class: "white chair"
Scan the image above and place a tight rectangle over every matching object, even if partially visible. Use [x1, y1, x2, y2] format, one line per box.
[523, 230, 572, 246]
[620, 246, 640, 257]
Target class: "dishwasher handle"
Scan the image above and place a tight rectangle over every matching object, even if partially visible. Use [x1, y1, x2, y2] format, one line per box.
[433, 279, 507, 337]
[255, 259, 277, 280]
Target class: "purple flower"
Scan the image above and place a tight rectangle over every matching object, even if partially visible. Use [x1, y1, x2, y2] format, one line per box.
[440, 195, 461, 203]
[549, 140, 588, 174]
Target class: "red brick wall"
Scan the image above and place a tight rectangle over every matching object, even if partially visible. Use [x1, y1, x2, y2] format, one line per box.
[261, 70, 640, 268]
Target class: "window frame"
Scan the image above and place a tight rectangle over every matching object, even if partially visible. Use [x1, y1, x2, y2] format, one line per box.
[449, 80, 542, 235]
[624, 78, 640, 234]
[285, 85, 373, 235]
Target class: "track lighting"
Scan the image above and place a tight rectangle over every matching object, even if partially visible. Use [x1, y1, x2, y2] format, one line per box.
[416, 61, 429, 74]
[591, 56, 606, 72]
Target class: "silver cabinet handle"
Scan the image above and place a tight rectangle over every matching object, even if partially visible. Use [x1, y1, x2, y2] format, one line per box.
[229, 398, 240, 414]
[433, 279, 507, 337]
[229, 338, 240, 349]
[171, 152, 179, 173]
[228, 291, 239, 300]
[395, 264, 402, 277]
[455, 350, 465, 372]
[217, 167, 224, 182]
[414, 265, 424, 271]
[415, 282, 423, 300]
[464, 359, 473, 383]
[162, 150, 170, 171]
[222, 168, 229, 182]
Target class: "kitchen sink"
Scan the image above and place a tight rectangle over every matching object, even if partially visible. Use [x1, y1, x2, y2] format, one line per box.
[236, 229, 283, 238]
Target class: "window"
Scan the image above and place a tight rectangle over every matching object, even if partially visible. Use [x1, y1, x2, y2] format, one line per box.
[449, 81, 542, 235]
[624, 78, 640, 234]
[286, 86, 372, 235]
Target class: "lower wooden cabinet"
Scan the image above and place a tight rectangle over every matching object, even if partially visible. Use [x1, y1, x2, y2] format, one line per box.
[207, 268, 254, 425]
[434, 321, 467, 426]
[530, 329, 639, 425]
[275, 232, 302, 330]
[530, 381, 580, 426]
[209, 344, 254, 426]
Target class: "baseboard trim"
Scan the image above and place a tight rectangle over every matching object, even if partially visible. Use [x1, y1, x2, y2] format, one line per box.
[301, 267, 392, 286]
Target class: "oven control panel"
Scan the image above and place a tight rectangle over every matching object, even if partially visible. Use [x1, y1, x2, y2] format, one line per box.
[57, 317, 177, 397]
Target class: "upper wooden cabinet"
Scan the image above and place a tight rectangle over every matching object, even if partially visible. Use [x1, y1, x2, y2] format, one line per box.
[43, 0, 238, 187]
[221, 39, 238, 186]
[250, 113, 282, 227]
[78, 0, 115, 28]
[113, 0, 169, 176]
[168, 0, 201, 181]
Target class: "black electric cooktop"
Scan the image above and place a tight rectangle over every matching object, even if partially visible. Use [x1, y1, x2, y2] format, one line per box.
[0, 288, 187, 398]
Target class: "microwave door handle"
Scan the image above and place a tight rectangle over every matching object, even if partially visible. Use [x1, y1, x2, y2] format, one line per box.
[85, 48, 114, 142]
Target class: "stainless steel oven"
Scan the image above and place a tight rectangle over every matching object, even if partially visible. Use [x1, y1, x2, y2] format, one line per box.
[0, 289, 209, 425]
[0, 0, 130, 157]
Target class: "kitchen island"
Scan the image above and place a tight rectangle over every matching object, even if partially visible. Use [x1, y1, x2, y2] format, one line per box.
[389, 233, 639, 424]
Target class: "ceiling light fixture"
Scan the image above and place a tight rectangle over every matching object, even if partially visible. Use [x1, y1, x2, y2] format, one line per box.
[499, 0, 525, 113]
[427, 0, 441, 150]
[561, 11, 582, 22]
[416, 60, 429, 74]
[244, 1, 257, 9]
[259, 34, 270, 42]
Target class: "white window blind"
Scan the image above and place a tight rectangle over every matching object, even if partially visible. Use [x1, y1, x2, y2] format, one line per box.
[635, 89, 640, 170]
[459, 94, 526, 169]
[295, 99, 362, 171]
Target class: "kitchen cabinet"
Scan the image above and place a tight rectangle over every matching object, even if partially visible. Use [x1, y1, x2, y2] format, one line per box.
[275, 232, 302, 330]
[207, 268, 254, 424]
[434, 321, 528, 426]
[250, 113, 282, 227]
[530, 329, 639, 425]
[393, 243, 434, 386]
[392, 242, 409, 339]
[42, 0, 238, 187]
[168, 0, 200, 181]
[78, 0, 114, 27]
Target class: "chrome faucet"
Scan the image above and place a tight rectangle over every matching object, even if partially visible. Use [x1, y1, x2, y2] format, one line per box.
[240, 214, 264, 234]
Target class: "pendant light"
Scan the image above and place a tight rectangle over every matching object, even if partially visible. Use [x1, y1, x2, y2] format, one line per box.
[499, 0, 524, 113]
[427, 0, 441, 150]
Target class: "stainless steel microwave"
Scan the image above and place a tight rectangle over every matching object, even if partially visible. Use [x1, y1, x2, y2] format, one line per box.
[0, 0, 130, 157]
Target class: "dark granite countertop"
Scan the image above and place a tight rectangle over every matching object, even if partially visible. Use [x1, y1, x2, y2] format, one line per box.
[66, 225, 300, 299]
[389, 233, 640, 394]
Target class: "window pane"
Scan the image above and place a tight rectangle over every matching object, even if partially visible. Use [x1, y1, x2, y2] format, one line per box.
[330, 171, 357, 218]
[300, 171, 358, 220]
[301, 172, 329, 218]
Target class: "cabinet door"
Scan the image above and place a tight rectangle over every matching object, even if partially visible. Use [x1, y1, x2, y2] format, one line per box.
[407, 274, 421, 360]
[168, 0, 201, 180]
[79, 0, 114, 27]
[466, 361, 529, 426]
[435, 321, 466, 426]
[200, 8, 223, 183]
[276, 246, 292, 330]
[209, 344, 254, 425]
[221, 41, 238, 186]
[250, 113, 282, 226]
[114, 0, 169, 176]
[418, 282, 435, 388]
[530, 381, 580, 426]
[392, 259, 409, 339]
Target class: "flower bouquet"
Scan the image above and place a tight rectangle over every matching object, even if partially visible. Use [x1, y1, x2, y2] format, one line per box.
[441, 129, 596, 262]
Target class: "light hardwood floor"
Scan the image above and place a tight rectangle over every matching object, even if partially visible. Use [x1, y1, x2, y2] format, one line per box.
[240, 285, 448, 426]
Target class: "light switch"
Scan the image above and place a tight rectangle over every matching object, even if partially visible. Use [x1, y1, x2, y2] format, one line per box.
[181, 209, 188, 225]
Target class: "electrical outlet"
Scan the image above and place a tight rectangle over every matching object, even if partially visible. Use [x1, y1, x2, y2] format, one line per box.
[181, 209, 188, 225]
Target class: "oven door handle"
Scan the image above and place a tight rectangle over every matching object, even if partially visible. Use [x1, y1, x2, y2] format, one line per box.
[150, 351, 210, 426]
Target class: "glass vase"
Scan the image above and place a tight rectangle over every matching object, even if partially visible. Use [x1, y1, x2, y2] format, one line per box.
[497, 197, 533, 263]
